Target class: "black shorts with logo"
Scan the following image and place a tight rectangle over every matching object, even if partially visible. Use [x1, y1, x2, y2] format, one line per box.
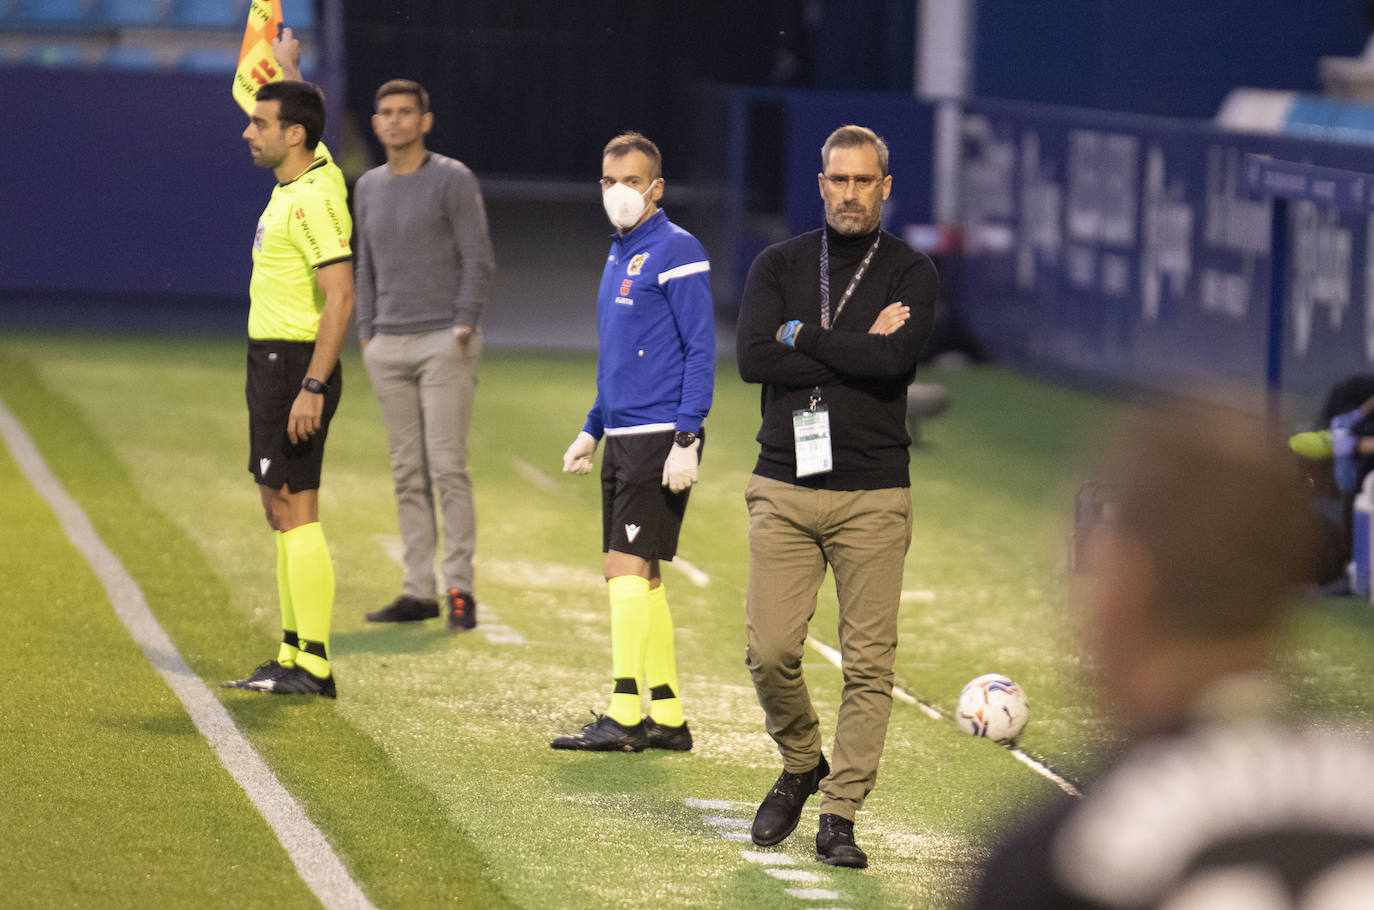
[245, 339, 341, 492]
[601, 429, 703, 560]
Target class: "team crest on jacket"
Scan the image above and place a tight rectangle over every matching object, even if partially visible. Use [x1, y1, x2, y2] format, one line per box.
[627, 252, 650, 276]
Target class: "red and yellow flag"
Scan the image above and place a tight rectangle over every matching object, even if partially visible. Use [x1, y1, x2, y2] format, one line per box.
[232, 0, 284, 114]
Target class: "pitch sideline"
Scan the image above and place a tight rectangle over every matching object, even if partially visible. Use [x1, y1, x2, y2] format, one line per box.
[805, 636, 1081, 797]
[0, 397, 379, 910]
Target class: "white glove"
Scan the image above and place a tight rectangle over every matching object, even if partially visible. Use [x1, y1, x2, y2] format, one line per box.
[662, 438, 700, 492]
[562, 431, 597, 475]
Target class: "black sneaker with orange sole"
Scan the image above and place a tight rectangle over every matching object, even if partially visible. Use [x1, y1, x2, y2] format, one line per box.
[447, 589, 477, 631]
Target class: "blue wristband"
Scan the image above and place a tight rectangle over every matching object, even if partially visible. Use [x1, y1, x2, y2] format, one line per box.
[779, 320, 803, 348]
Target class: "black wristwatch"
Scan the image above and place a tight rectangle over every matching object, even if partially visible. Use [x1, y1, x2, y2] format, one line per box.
[300, 377, 328, 395]
[674, 431, 697, 448]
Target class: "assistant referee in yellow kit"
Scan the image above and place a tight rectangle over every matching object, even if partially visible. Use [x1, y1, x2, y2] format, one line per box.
[222, 78, 353, 698]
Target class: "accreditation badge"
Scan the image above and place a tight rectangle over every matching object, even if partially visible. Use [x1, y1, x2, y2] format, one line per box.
[793, 404, 833, 478]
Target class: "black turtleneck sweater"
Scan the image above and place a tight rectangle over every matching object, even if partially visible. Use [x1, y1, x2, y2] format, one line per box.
[736, 224, 937, 490]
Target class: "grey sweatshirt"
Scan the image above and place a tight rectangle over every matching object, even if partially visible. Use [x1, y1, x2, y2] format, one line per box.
[353, 152, 495, 339]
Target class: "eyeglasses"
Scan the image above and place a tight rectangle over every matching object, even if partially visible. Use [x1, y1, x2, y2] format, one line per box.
[824, 175, 882, 189]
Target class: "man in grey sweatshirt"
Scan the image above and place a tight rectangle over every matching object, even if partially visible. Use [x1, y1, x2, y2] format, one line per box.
[355, 78, 495, 631]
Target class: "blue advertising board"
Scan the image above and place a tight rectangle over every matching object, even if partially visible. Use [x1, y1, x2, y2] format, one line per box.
[959, 98, 1374, 415]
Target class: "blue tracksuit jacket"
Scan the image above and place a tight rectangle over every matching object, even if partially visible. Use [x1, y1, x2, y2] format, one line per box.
[583, 210, 714, 438]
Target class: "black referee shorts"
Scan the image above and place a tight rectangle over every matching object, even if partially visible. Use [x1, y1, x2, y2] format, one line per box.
[601, 429, 704, 560]
[246, 339, 341, 492]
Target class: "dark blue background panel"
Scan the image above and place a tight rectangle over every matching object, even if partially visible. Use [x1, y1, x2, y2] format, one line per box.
[0, 68, 303, 301]
[959, 97, 1374, 412]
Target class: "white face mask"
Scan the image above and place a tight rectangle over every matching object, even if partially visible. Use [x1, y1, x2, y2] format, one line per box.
[602, 180, 655, 231]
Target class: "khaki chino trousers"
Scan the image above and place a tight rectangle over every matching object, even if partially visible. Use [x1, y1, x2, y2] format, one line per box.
[363, 328, 480, 598]
[745, 474, 912, 820]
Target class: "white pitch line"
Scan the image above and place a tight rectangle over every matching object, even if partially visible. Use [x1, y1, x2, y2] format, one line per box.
[511, 455, 558, 490]
[785, 889, 843, 901]
[686, 797, 753, 810]
[0, 398, 378, 910]
[806, 636, 941, 720]
[767, 869, 825, 882]
[741, 851, 799, 866]
[900, 589, 936, 603]
[1009, 748, 1082, 797]
[804, 635, 1080, 797]
[667, 555, 710, 587]
[703, 815, 752, 828]
[719, 831, 752, 842]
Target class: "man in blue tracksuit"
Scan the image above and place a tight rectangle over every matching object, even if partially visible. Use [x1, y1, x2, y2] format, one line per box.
[553, 132, 714, 753]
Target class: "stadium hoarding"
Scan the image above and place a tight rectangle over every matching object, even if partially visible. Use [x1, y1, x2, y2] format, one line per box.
[958, 97, 1374, 416]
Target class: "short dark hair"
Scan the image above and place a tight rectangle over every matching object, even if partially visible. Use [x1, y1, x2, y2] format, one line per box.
[821, 125, 890, 176]
[255, 80, 326, 151]
[375, 79, 430, 114]
[603, 131, 662, 181]
[1093, 406, 1315, 638]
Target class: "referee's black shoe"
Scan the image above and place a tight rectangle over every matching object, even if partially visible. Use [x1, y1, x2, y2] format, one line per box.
[365, 595, 440, 623]
[551, 713, 648, 751]
[221, 659, 286, 689]
[751, 754, 829, 847]
[643, 718, 694, 751]
[245, 665, 337, 699]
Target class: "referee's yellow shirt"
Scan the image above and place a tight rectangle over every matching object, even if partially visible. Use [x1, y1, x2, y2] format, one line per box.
[248, 150, 352, 341]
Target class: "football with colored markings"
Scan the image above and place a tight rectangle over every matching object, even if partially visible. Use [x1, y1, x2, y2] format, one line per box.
[956, 673, 1029, 744]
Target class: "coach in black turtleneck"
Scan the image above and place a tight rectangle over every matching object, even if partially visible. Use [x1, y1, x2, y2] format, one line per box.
[736, 125, 937, 869]
[737, 220, 936, 488]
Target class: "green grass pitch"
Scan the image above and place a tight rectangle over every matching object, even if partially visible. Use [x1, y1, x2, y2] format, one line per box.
[2, 332, 1372, 909]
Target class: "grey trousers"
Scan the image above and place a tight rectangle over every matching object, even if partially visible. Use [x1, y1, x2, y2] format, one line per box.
[744, 474, 912, 820]
[363, 328, 480, 597]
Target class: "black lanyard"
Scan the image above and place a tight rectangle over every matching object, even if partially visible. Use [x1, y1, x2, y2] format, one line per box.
[819, 230, 880, 330]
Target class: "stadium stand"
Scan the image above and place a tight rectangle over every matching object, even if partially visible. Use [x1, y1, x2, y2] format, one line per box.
[101, 43, 157, 68]
[169, 0, 245, 28]
[22, 42, 84, 66]
[175, 46, 236, 71]
[281, 0, 312, 29]
[13, 0, 88, 25]
[91, 0, 162, 26]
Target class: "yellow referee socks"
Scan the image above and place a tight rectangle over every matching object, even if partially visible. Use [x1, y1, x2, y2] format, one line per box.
[282, 522, 334, 680]
[645, 582, 684, 727]
[606, 574, 650, 727]
[274, 531, 299, 667]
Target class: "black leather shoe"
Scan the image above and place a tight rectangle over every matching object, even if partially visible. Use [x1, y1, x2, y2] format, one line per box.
[365, 595, 439, 623]
[750, 754, 829, 846]
[816, 813, 867, 868]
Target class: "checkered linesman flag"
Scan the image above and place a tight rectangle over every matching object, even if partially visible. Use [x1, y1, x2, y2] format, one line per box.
[232, 0, 284, 115]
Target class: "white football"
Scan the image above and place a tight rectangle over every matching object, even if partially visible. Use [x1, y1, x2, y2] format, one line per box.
[956, 673, 1029, 744]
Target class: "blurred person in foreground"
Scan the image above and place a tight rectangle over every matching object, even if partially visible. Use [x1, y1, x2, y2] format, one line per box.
[353, 76, 494, 632]
[736, 124, 937, 868]
[551, 132, 714, 752]
[970, 407, 1374, 909]
[222, 36, 352, 698]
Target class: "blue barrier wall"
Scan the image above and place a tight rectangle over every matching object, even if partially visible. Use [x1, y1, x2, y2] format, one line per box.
[959, 98, 1374, 413]
[974, 0, 1367, 118]
[0, 67, 338, 303]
